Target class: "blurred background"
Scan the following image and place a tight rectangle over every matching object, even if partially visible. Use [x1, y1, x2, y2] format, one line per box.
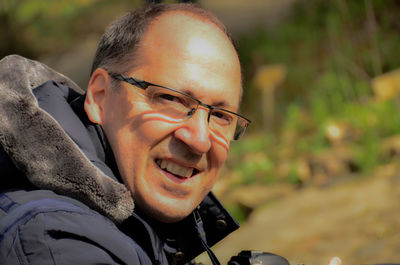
[2, 0, 400, 264]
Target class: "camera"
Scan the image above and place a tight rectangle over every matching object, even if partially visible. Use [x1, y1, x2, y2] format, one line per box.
[228, 250, 290, 265]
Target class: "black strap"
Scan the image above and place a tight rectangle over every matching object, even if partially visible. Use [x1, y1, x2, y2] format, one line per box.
[193, 209, 221, 265]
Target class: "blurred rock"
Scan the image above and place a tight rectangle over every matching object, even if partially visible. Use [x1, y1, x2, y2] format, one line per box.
[307, 146, 359, 186]
[373, 163, 399, 179]
[371, 68, 400, 101]
[380, 134, 400, 158]
[222, 184, 294, 210]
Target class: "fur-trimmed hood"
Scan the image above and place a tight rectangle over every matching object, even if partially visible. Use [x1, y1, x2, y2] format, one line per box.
[0, 55, 134, 223]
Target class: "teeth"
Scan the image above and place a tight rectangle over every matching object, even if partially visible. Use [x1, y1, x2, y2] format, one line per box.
[156, 159, 193, 178]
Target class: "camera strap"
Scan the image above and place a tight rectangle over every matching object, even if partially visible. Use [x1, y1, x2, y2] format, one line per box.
[193, 209, 221, 265]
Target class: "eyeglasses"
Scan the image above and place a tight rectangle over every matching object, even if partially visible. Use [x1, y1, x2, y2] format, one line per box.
[110, 74, 251, 141]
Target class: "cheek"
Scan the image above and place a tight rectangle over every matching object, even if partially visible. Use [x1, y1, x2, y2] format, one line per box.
[136, 113, 181, 144]
[210, 129, 230, 151]
[115, 107, 176, 146]
[206, 143, 229, 184]
[212, 146, 228, 171]
[210, 130, 230, 168]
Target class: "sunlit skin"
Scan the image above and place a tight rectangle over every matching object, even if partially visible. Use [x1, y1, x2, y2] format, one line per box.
[142, 112, 230, 150]
[85, 11, 242, 222]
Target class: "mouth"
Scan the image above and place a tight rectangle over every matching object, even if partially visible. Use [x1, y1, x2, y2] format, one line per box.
[155, 158, 199, 179]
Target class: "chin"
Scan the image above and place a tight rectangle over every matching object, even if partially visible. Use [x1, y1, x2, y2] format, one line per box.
[137, 198, 196, 223]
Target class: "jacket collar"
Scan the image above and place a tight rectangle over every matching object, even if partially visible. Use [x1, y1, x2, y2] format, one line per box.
[120, 194, 239, 265]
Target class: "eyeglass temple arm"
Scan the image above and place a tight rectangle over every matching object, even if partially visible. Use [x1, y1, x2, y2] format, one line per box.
[111, 74, 149, 89]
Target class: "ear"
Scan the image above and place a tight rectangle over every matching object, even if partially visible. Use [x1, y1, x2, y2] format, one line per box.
[84, 68, 110, 125]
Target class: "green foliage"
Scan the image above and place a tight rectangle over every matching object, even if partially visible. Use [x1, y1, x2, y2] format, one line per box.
[0, 0, 142, 59]
[227, 134, 275, 185]
[225, 203, 247, 224]
[230, 0, 400, 187]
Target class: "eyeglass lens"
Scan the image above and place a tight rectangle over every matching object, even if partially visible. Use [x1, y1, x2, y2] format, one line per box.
[145, 85, 247, 140]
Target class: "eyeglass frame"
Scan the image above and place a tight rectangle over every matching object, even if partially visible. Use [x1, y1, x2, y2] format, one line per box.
[109, 73, 251, 140]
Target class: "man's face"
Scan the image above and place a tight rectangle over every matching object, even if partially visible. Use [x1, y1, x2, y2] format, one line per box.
[101, 12, 242, 222]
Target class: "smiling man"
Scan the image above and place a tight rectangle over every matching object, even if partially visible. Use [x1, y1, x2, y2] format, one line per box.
[0, 3, 250, 265]
[85, 8, 244, 224]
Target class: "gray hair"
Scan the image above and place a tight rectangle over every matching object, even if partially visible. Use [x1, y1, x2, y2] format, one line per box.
[90, 3, 235, 76]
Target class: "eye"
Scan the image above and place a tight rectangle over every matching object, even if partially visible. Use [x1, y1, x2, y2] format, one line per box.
[211, 110, 232, 124]
[157, 92, 191, 108]
[149, 88, 186, 105]
[159, 93, 181, 102]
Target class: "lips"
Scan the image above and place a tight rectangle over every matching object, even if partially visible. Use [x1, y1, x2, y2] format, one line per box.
[155, 159, 198, 178]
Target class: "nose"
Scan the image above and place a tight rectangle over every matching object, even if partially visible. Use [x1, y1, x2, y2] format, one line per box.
[174, 107, 212, 155]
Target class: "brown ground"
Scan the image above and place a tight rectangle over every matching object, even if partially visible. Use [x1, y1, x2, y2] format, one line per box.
[196, 173, 400, 265]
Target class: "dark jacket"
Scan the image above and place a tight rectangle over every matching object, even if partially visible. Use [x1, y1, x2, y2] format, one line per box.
[0, 55, 239, 265]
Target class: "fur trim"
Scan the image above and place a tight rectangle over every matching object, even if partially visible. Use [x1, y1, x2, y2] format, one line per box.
[0, 55, 134, 223]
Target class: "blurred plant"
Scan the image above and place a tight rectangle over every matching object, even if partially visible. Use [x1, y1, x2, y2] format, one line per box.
[228, 0, 400, 191]
[0, 0, 142, 59]
[227, 134, 276, 185]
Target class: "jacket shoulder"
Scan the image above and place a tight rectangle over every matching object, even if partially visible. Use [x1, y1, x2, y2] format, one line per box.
[0, 54, 83, 94]
[0, 55, 134, 223]
[0, 190, 151, 265]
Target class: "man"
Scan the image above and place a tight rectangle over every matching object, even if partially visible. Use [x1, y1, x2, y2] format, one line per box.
[0, 3, 248, 265]
[0, 3, 341, 265]
[85, 3, 245, 224]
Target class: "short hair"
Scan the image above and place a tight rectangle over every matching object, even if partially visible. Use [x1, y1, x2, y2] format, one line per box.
[90, 3, 235, 76]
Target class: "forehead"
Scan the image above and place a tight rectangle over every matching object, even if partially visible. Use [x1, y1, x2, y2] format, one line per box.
[132, 11, 242, 110]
